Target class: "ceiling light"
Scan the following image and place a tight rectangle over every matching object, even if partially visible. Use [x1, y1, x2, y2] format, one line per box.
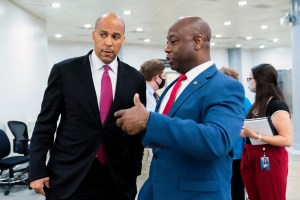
[210, 42, 215, 46]
[261, 25, 268, 30]
[50, 2, 61, 8]
[273, 38, 279, 42]
[179, 16, 193, 19]
[259, 44, 265, 49]
[84, 24, 92, 29]
[236, 44, 242, 48]
[224, 21, 231, 26]
[246, 36, 252, 40]
[136, 27, 143, 32]
[215, 34, 222, 38]
[238, 1, 247, 6]
[144, 39, 150, 43]
[123, 10, 131, 15]
[55, 33, 62, 38]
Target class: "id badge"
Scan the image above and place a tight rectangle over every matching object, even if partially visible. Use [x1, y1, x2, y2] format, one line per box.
[260, 157, 270, 170]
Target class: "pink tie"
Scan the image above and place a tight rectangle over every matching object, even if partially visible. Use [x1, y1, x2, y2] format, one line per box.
[162, 74, 187, 115]
[97, 65, 112, 164]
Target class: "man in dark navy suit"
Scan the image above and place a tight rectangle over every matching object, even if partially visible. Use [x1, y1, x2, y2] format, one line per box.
[29, 12, 146, 200]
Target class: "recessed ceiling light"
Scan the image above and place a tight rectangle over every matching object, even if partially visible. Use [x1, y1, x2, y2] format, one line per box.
[215, 34, 222, 38]
[261, 25, 268, 30]
[246, 36, 252, 40]
[144, 39, 150, 43]
[84, 24, 92, 29]
[236, 44, 242, 48]
[224, 21, 231, 26]
[179, 16, 193, 19]
[259, 44, 265, 49]
[136, 27, 143, 32]
[55, 33, 62, 38]
[273, 38, 279, 42]
[50, 2, 61, 8]
[123, 10, 131, 15]
[238, 1, 247, 6]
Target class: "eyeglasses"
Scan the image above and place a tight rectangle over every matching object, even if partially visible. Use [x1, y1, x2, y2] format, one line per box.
[247, 78, 254, 82]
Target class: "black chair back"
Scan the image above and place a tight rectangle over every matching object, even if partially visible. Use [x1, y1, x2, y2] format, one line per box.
[0, 129, 11, 159]
[7, 121, 29, 156]
[0, 129, 29, 195]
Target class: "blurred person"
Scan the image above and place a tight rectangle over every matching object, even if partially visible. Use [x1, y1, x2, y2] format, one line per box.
[115, 16, 245, 200]
[240, 63, 292, 200]
[140, 59, 166, 111]
[29, 12, 146, 200]
[220, 67, 252, 200]
[137, 59, 166, 190]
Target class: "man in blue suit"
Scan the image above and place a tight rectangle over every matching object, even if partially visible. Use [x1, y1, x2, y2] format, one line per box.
[115, 16, 245, 200]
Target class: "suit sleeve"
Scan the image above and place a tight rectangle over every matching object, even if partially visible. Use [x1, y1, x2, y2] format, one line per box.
[143, 80, 245, 160]
[29, 64, 63, 181]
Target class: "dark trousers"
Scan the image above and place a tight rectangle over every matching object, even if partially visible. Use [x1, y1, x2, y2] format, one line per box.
[231, 159, 245, 200]
[45, 159, 134, 200]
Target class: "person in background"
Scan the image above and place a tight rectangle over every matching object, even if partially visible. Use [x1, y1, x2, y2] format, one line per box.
[29, 12, 146, 200]
[114, 16, 245, 200]
[137, 59, 166, 190]
[240, 63, 292, 200]
[220, 67, 252, 200]
[140, 59, 166, 111]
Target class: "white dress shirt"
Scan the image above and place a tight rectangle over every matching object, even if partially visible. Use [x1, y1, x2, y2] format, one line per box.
[146, 83, 157, 112]
[159, 61, 214, 113]
[89, 50, 118, 108]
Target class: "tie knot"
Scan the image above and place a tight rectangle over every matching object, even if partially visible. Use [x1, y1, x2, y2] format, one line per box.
[103, 65, 110, 72]
[178, 74, 187, 82]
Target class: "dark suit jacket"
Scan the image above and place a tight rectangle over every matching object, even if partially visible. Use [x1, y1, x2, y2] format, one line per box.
[29, 50, 146, 199]
[138, 64, 245, 200]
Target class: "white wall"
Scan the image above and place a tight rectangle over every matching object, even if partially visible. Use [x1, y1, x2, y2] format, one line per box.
[48, 41, 229, 71]
[48, 40, 93, 70]
[0, 0, 48, 139]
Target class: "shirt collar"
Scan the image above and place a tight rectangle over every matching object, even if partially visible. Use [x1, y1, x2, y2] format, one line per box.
[91, 50, 118, 72]
[185, 60, 214, 81]
[146, 83, 155, 94]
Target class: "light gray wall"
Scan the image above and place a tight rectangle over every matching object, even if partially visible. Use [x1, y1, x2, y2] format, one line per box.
[0, 0, 48, 142]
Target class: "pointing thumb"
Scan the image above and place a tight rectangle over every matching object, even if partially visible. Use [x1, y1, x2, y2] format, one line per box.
[133, 93, 141, 106]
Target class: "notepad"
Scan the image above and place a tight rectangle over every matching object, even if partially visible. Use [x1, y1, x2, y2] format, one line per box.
[244, 117, 275, 145]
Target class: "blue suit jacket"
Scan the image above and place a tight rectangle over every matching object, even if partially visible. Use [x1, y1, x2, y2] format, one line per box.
[138, 64, 245, 200]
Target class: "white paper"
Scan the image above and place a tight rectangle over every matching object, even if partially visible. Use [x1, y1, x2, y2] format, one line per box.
[244, 117, 274, 145]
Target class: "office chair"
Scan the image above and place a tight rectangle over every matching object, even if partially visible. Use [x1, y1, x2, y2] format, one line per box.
[0, 129, 29, 195]
[7, 121, 30, 156]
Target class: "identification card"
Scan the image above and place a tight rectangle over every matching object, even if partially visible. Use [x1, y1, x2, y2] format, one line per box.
[260, 157, 270, 170]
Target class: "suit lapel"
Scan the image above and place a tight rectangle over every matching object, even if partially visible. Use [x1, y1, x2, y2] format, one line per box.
[155, 79, 176, 112]
[76, 50, 101, 123]
[168, 64, 218, 116]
